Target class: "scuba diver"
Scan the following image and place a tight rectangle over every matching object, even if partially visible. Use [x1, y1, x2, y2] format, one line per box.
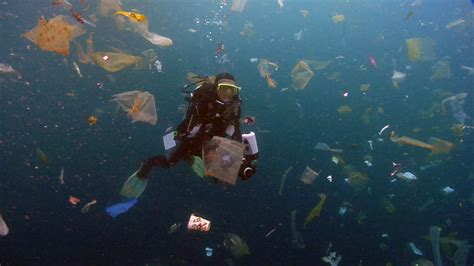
[120, 72, 258, 198]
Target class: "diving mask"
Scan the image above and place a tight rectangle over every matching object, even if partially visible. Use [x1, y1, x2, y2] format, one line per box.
[217, 80, 241, 97]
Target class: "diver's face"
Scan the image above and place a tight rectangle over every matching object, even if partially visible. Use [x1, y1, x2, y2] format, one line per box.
[217, 79, 238, 102]
[217, 87, 234, 102]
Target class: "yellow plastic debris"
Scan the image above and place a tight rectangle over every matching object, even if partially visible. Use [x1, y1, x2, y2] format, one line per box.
[406, 37, 436, 62]
[92, 52, 142, 72]
[303, 193, 327, 229]
[332, 14, 345, 23]
[291, 60, 315, 91]
[115, 11, 147, 22]
[337, 105, 352, 115]
[24, 15, 85, 57]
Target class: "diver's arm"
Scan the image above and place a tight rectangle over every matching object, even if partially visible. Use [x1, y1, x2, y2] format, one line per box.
[231, 104, 243, 142]
[176, 99, 202, 139]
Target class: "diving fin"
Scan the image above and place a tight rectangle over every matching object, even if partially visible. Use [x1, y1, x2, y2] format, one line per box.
[120, 166, 148, 198]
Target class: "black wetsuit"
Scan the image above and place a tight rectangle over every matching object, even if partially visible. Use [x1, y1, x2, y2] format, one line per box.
[138, 82, 242, 179]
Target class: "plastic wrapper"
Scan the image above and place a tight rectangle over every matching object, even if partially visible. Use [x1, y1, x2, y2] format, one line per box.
[290, 210, 305, 248]
[430, 58, 452, 81]
[92, 51, 142, 72]
[187, 214, 211, 232]
[203, 136, 244, 185]
[300, 166, 320, 184]
[224, 233, 250, 259]
[0, 214, 9, 237]
[112, 90, 158, 126]
[231, 0, 248, 12]
[24, 15, 85, 56]
[406, 38, 436, 62]
[291, 60, 314, 90]
[303, 193, 327, 229]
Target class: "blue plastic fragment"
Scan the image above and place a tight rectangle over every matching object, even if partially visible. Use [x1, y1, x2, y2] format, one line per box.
[205, 247, 213, 257]
[105, 197, 138, 218]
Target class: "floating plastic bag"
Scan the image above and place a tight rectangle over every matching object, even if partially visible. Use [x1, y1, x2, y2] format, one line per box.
[224, 233, 250, 259]
[300, 166, 320, 184]
[231, 0, 248, 12]
[24, 15, 85, 56]
[187, 214, 211, 232]
[0, 63, 16, 74]
[406, 37, 436, 62]
[105, 197, 138, 218]
[112, 90, 158, 126]
[441, 92, 470, 124]
[430, 58, 452, 81]
[396, 172, 417, 181]
[121, 16, 173, 47]
[392, 71, 406, 88]
[203, 136, 244, 185]
[291, 60, 314, 91]
[92, 52, 142, 72]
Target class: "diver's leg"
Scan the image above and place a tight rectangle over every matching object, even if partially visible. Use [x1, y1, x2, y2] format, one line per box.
[137, 141, 191, 178]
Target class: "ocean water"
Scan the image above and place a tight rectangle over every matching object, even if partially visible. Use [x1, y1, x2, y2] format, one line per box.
[0, 0, 473, 265]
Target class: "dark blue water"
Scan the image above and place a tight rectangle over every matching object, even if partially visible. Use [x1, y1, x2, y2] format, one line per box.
[1, 0, 473, 265]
